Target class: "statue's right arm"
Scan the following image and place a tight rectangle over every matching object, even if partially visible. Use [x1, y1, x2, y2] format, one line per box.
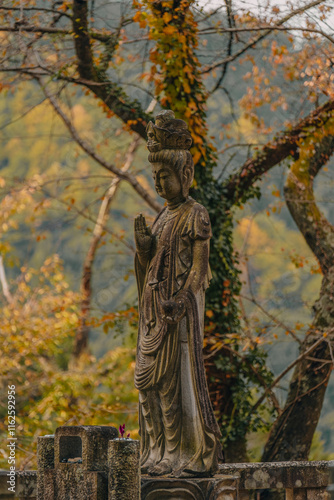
[134, 214, 153, 267]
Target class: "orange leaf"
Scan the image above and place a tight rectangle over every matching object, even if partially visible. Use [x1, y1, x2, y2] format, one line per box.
[183, 81, 191, 94]
[163, 12, 173, 23]
[192, 151, 201, 164]
[163, 25, 176, 36]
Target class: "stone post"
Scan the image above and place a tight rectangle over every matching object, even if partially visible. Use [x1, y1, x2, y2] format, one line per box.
[328, 460, 334, 500]
[108, 439, 140, 500]
[37, 435, 54, 500]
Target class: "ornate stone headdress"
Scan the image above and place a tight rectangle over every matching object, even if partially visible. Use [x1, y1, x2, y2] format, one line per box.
[146, 110, 193, 153]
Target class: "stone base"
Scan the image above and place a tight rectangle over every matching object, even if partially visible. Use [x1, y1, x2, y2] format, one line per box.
[218, 461, 330, 489]
[1, 460, 333, 499]
[141, 474, 239, 500]
[43, 468, 107, 500]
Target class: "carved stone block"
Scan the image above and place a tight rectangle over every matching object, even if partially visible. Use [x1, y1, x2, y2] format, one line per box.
[141, 474, 239, 500]
[37, 425, 117, 500]
[54, 425, 117, 473]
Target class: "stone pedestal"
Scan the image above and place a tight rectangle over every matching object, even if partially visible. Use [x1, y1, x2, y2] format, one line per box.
[141, 474, 239, 500]
[108, 439, 140, 500]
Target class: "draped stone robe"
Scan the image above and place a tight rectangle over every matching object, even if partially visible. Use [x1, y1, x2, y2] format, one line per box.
[135, 197, 221, 476]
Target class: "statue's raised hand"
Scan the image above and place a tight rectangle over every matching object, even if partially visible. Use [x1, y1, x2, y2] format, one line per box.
[135, 214, 153, 254]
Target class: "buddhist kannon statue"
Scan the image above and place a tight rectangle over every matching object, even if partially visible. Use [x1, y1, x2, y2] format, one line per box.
[134, 110, 221, 478]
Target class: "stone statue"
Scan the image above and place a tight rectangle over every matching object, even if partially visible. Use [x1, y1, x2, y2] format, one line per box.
[134, 110, 221, 478]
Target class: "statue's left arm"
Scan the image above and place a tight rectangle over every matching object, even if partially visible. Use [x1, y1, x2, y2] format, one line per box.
[162, 205, 211, 324]
[183, 238, 210, 295]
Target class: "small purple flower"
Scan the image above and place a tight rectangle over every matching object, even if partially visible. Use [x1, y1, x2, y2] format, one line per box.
[119, 424, 131, 439]
[119, 424, 126, 438]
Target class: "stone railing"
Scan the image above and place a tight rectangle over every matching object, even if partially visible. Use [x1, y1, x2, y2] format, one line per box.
[219, 461, 333, 499]
[1, 460, 334, 499]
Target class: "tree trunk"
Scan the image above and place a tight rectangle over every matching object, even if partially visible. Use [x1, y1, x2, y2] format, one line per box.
[262, 268, 334, 461]
[224, 435, 249, 463]
[262, 123, 334, 461]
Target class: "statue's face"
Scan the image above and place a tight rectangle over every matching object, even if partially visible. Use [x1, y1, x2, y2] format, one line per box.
[151, 163, 183, 202]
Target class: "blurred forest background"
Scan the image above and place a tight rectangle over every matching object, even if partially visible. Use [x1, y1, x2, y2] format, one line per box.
[1, 0, 334, 469]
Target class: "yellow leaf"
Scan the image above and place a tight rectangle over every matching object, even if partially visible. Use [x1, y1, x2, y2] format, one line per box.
[163, 25, 176, 36]
[133, 11, 142, 22]
[183, 81, 191, 94]
[192, 151, 201, 164]
[163, 12, 172, 23]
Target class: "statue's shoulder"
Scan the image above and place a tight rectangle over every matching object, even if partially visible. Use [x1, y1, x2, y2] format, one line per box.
[182, 199, 211, 240]
[188, 199, 210, 215]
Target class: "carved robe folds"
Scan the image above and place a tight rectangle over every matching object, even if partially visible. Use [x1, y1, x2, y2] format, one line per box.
[135, 198, 221, 476]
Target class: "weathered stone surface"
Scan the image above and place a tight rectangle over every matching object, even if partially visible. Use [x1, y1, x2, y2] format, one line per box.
[2, 459, 334, 499]
[0, 470, 37, 499]
[135, 110, 221, 477]
[141, 474, 238, 500]
[238, 491, 250, 500]
[306, 488, 329, 500]
[54, 425, 118, 473]
[44, 467, 107, 500]
[43, 469, 56, 500]
[286, 488, 307, 500]
[329, 461, 334, 500]
[34, 425, 117, 499]
[219, 461, 330, 489]
[37, 435, 54, 500]
[108, 439, 140, 500]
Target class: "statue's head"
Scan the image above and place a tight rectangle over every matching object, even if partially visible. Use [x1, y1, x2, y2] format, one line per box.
[146, 110, 193, 152]
[146, 111, 194, 199]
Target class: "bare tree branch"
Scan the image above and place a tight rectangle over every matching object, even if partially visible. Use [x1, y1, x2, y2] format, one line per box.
[74, 97, 157, 358]
[0, 255, 13, 304]
[38, 81, 162, 213]
[0, 25, 70, 35]
[241, 294, 303, 345]
[41, 187, 135, 252]
[202, 0, 327, 74]
[0, 24, 113, 42]
[250, 336, 324, 415]
[0, 6, 72, 18]
[73, 141, 138, 358]
[200, 26, 334, 45]
[223, 99, 334, 206]
[205, 341, 282, 414]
